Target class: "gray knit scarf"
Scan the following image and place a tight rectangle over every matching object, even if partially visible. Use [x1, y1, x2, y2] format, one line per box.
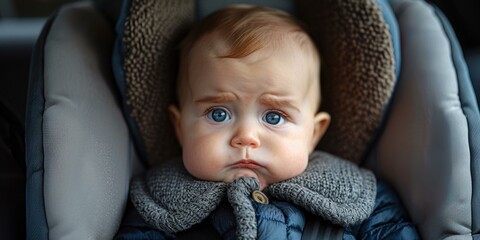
[130, 151, 376, 239]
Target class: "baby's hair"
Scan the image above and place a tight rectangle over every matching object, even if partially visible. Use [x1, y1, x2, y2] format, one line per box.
[179, 5, 313, 59]
[176, 5, 321, 110]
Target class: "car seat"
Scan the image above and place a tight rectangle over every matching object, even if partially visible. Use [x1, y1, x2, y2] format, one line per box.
[25, 0, 480, 239]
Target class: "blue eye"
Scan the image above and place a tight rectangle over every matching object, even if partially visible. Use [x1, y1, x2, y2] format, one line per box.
[208, 108, 231, 122]
[263, 111, 285, 125]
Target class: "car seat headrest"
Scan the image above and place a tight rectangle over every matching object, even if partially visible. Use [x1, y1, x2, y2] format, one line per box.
[113, 0, 193, 166]
[296, 0, 397, 164]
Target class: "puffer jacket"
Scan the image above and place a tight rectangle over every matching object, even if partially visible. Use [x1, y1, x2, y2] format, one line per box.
[115, 180, 420, 239]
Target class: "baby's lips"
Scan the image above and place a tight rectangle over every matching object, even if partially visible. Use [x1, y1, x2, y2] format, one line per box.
[230, 159, 263, 169]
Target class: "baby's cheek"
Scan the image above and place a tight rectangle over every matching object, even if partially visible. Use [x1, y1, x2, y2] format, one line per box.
[182, 136, 224, 180]
[183, 145, 209, 176]
[276, 142, 310, 177]
[284, 154, 308, 174]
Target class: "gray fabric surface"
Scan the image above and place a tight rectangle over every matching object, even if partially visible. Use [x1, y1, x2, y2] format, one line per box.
[227, 178, 259, 240]
[42, 2, 137, 239]
[368, 0, 474, 239]
[130, 160, 226, 232]
[265, 151, 377, 227]
[130, 151, 376, 239]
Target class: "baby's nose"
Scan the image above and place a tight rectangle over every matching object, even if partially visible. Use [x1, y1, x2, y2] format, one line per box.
[230, 126, 260, 148]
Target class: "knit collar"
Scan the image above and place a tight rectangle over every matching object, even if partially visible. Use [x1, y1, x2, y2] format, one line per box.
[130, 151, 376, 239]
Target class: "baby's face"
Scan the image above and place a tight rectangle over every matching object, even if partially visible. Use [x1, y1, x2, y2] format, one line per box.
[170, 36, 330, 189]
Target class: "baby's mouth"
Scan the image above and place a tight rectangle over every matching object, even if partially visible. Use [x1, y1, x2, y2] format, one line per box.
[230, 159, 263, 169]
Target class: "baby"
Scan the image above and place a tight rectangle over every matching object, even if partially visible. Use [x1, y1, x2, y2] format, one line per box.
[168, 4, 330, 191]
[117, 5, 419, 240]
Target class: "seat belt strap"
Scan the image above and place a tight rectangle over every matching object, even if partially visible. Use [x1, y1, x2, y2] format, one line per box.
[302, 213, 344, 240]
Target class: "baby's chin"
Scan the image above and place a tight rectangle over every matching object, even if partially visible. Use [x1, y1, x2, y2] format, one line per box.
[227, 171, 267, 190]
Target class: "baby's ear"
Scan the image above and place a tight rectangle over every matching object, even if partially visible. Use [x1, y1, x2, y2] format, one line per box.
[168, 105, 183, 146]
[310, 112, 331, 152]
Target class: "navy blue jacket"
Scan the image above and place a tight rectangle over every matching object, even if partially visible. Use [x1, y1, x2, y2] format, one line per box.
[115, 181, 420, 239]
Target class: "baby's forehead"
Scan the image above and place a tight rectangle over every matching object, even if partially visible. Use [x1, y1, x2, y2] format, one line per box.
[191, 31, 319, 65]
[190, 31, 320, 80]
[186, 34, 321, 106]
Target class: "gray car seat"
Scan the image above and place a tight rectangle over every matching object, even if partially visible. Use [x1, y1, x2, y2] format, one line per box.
[25, 0, 480, 239]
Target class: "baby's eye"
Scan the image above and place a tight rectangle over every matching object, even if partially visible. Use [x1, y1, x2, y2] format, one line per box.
[207, 108, 231, 122]
[263, 111, 285, 125]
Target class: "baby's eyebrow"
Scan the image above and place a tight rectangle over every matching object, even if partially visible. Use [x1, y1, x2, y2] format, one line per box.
[194, 94, 237, 103]
[259, 96, 300, 113]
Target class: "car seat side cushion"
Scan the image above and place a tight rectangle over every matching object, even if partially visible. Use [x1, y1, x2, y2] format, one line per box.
[372, 1, 476, 238]
[433, 5, 480, 236]
[26, 2, 134, 240]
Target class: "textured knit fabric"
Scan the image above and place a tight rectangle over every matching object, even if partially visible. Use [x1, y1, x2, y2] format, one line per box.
[129, 160, 226, 233]
[116, 180, 419, 239]
[227, 178, 259, 239]
[129, 151, 376, 239]
[118, 0, 396, 165]
[264, 151, 376, 227]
